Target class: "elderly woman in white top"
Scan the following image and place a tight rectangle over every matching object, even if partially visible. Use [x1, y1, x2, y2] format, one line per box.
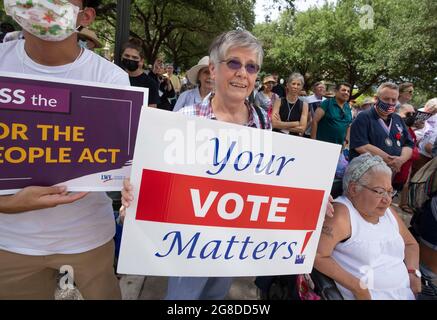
[173, 56, 214, 112]
[315, 153, 421, 300]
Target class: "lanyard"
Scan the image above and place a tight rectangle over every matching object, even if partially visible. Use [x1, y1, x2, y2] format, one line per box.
[377, 117, 392, 136]
[286, 99, 297, 121]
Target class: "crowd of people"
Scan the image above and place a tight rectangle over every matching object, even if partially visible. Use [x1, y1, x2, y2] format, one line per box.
[1, 0, 436, 301]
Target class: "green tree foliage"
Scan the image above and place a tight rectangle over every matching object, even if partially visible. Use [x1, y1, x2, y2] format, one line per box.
[95, 0, 256, 69]
[0, 3, 19, 30]
[254, 0, 436, 101]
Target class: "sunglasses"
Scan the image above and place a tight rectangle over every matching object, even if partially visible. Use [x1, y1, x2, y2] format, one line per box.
[221, 59, 260, 74]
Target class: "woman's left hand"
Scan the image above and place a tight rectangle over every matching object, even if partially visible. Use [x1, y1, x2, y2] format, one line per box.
[325, 195, 334, 218]
[409, 274, 422, 295]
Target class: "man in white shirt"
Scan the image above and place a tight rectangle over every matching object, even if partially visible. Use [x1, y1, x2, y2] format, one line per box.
[0, 0, 128, 299]
[304, 81, 326, 137]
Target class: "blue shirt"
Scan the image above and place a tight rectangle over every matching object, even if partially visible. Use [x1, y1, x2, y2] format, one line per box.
[350, 107, 414, 161]
[173, 87, 202, 112]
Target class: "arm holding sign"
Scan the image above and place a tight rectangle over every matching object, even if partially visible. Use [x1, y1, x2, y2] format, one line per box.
[0, 186, 88, 214]
[119, 178, 134, 222]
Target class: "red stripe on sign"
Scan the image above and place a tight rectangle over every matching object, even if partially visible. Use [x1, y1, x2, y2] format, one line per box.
[301, 231, 314, 254]
[136, 169, 324, 231]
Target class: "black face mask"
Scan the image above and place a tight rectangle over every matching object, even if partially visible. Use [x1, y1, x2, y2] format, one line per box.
[121, 58, 139, 72]
[404, 115, 416, 127]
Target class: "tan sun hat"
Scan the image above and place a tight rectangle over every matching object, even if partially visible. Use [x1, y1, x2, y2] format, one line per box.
[263, 75, 276, 85]
[186, 56, 210, 85]
[361, 97, 374, 106]
[78, 27, 102, 48]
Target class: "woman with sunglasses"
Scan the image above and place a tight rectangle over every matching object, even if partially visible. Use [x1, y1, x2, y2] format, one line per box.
[271, 72, 309, 136]
[254, 74, 280, 113]
[315, 153, 420, 300]
[398, 82, 414, 106]
[120, 29, 271, 300]
[163, 30, 270, 300]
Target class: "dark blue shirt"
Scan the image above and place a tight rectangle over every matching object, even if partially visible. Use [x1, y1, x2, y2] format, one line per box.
[350, 107, 414, 161]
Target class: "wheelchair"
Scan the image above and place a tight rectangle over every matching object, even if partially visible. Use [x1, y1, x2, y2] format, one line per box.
[255, 268, 343, 300]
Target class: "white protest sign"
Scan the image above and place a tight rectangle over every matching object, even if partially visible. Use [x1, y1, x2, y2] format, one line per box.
[118, 108, 341, 276]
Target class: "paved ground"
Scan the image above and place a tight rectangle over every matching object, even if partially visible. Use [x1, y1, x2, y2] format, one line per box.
[56, 197, 413, 300]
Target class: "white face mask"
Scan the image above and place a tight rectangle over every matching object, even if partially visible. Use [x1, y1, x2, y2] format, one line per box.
[4, 0, 80, 41]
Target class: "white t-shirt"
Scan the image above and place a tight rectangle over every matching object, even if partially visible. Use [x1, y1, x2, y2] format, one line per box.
[0, 40, 130, 255]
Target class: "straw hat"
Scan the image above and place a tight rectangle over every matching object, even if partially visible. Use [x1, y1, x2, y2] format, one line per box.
[78, 27, 102, 48]
[186, 56, 210, 85]
[263, 75, 276, 85]
[361, 97, 374, 106]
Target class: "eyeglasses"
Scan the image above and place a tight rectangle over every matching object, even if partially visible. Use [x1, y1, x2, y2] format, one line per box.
[359, 184, 397, 199]
[404, 90, 414, 94]
[220, 58, 260, 74]
[405, 112, 416, 118]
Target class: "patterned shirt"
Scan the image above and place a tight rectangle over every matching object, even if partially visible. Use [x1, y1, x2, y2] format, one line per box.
[179, 93, 272, 130]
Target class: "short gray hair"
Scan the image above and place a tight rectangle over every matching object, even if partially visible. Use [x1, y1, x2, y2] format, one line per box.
[343, 153, 392, 194]
[424, 98, 437, 114]
[287, 72, 305, 86]
[377, 82, 399, 97]
[209, 29, 264, 67]
[398, 103, 414, 114]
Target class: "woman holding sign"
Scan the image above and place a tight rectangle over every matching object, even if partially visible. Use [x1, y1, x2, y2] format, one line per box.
[122, 29, 270, 300]
[121, 30, 334, 300]
[315, 153, 420, 300]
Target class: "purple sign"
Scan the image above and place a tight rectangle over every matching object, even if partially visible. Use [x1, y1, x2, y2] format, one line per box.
[0, 81, 71, 114]
[0, 74, 146, 194]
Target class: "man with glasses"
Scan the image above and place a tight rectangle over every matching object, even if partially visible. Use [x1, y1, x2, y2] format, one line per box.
[311, 82, 353, 146]
[350, 82, 414, 190]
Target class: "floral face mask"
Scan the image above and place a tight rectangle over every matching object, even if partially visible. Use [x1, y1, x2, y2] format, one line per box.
[4, 0, 80, 41]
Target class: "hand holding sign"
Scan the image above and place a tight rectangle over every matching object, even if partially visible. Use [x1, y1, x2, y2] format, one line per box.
[119, 178, 134, 223]
[0, 185, 88, 213]
[0, 73, 147, 194]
